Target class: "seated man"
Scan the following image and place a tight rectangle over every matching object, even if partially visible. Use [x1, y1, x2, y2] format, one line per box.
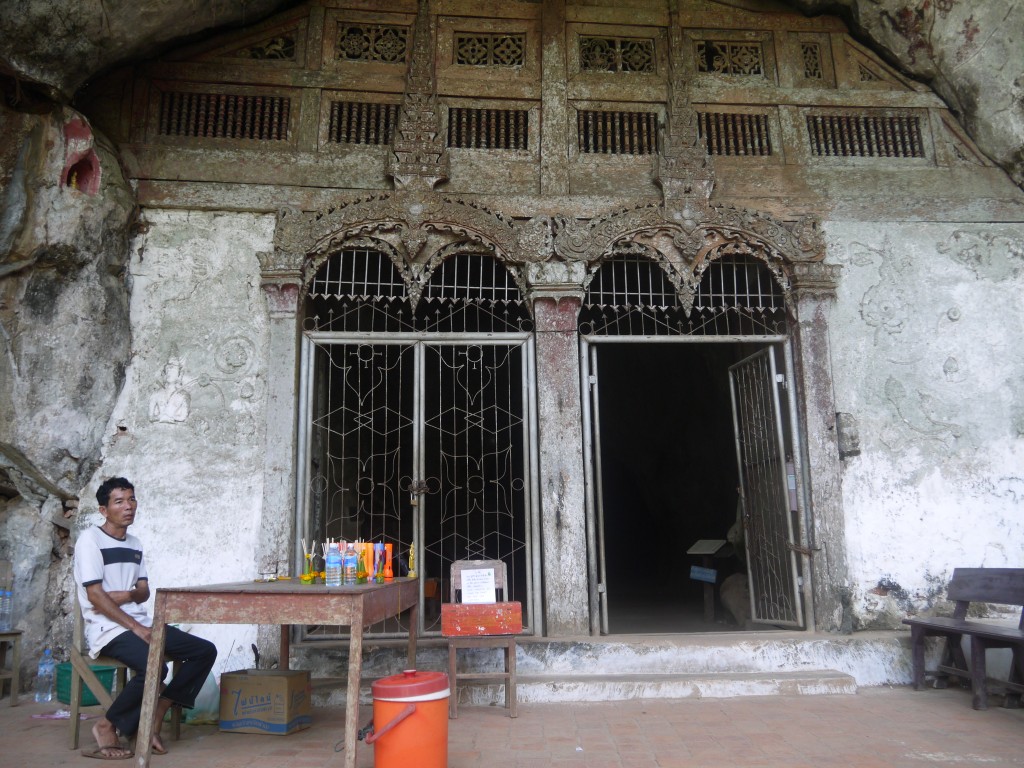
[74, 476, 217, 759]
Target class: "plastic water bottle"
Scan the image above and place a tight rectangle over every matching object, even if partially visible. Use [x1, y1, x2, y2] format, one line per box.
[325, 543, 342, 587]
[343, 543, 358, 585]
[0, 590, 12, 631]
[34, 648, 55, 703]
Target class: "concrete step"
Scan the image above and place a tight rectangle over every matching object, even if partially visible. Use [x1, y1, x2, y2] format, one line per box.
[313, 669, 857, 707]
[510, 670, 859, 702]
[303, 630, 908, 706]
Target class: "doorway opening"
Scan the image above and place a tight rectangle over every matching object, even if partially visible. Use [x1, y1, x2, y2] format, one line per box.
[594, 341, 770, 633]
[579, 247, 808, 634]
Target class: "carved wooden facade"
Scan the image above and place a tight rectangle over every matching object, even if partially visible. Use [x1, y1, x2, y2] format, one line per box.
[80, 0, 995, 636]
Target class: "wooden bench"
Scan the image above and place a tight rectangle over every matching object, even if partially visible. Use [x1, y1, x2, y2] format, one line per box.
[903, 567, 1024, 710]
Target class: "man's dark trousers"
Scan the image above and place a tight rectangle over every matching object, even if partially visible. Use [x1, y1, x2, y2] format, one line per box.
[100, 626, 217, 736]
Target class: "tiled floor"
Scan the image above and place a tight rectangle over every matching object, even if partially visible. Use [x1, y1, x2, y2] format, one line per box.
[2, 685, 1022, 767]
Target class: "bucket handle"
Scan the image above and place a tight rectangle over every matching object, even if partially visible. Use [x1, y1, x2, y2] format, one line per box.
[364, 703, 416, 744]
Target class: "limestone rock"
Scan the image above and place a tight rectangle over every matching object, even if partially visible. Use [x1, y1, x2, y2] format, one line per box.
[0, 0, 291, 97]
[0, 105, 134, 495]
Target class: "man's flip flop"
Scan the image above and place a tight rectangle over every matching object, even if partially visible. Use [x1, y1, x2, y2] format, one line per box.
[151, 744, 168, 755]
[81, 746, 133, 760]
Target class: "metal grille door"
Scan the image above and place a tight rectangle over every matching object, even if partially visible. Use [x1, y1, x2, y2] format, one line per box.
[728, 349, 803, 628]
[420, 342, 532, 620]
[299, 249, 537, 639]
[299, 335, 534, 638]
[301, 339, 416, 639]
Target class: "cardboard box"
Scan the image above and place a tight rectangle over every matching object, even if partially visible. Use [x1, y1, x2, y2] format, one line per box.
[441, 601, 523, 636]
[219, 669, 312, 735]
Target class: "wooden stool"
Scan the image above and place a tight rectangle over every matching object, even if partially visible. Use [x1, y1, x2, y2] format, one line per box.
[0, 630, 22, 705]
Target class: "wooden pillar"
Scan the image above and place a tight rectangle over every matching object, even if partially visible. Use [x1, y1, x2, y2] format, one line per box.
[540, 0, 569, 196]
[790, 261, 851, 633]
[256, 251, 303, 659]
[531, 288, 589, 635]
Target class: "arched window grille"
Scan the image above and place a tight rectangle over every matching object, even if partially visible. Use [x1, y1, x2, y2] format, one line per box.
[578, 249, 789, 336]
[304, 248, 530, 333]
[415, 252, 531, 333]
[305, 247, 413, 333]
[690, 253, 789, 335]
[578, 251, 687, 336]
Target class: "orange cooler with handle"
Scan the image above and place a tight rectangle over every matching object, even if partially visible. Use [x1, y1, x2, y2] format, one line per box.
[367, 669, 449, 768]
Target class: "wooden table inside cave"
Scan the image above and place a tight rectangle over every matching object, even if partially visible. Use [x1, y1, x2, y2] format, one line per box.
[134, 578, 419, 768]
[687, 539, 730, 623]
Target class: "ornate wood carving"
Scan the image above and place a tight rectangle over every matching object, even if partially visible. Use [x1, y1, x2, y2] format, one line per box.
[274, 190, 518, 267]
[656, 20, 715, 204]
[388, 0, 449, 191]
[270, 0, 827, 304]
[275, 192, 824, 283]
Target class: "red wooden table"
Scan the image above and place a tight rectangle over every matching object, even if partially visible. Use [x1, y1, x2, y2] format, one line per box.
[134, 578, 419, 768]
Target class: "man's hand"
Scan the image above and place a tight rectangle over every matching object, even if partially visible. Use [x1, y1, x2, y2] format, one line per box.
[105, 583, 150, 607]
[85, 582, 151, 641]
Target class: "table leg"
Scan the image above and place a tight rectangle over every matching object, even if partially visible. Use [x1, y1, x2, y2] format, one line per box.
[134, 612, 167, 768]
[9, 634, 19, 708]
[280, 624, 290, 670]
[344, 610, 364, 768]
[702, 555, 715, 623]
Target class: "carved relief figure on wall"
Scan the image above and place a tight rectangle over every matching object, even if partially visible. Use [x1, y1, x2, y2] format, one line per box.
[149, 353, 191, 424]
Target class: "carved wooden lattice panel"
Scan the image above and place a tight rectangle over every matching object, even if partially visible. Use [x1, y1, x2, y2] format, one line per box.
[447, 108, 528, 149]
[806, 113, 923, 157]
[696, 40, 764, 75]
[231, 34, 296, 60]
[698, 112, 772, 156]
[336, 24, 409, 62]
[157, 91, 291, 140]
[455, 33, 525, 67]
[579, 36, 655, 73]
[801, 43, 822, 79]
[327, 101, 399, 145]
[577, 110, 658, 155]
[859, 64, 880, 81]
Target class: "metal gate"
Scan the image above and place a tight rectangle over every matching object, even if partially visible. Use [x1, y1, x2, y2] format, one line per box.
[728, 348, 804, 628]
[296, 249, 538, 639]
[580, 248, 808, 634]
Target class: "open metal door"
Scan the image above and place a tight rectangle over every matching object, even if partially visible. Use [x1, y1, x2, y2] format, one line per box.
[728, 347, 804, 628]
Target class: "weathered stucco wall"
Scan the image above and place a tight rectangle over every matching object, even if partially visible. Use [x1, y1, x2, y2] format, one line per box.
[826, 221, 1024, 628]
[76, 208, 277, 673]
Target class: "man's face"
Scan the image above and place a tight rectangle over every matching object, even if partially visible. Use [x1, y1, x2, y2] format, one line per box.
[101, 487, 138, 528]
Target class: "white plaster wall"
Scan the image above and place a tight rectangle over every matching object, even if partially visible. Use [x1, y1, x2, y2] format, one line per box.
[825, 222, 1024, 624]
[78, 208, 276, 674]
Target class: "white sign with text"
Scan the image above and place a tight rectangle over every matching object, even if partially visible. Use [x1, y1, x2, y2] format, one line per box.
[461, 568, 497, 604]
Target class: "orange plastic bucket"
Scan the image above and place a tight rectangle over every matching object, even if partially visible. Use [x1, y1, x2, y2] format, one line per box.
[367, 670, 449, 768]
